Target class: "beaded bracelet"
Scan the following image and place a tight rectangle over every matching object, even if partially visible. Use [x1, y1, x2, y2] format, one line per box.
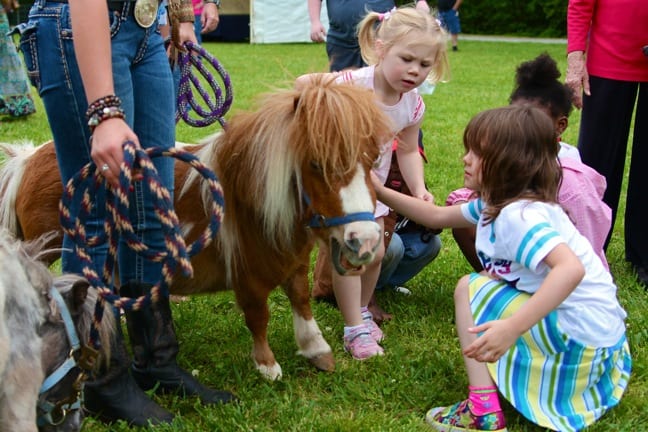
[85, 94, 126, 133]
[85, 94, 121, 120]
[87, 106, 126, 133]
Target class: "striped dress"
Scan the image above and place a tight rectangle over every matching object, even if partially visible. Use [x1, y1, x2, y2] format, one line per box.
[462, 199, 631, 431]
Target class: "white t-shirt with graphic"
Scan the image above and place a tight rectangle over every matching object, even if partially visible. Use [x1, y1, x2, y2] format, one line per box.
[461, 198, 626, 347]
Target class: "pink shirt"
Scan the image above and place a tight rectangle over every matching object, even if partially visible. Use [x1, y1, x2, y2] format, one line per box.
[192, 0, 203, 16]
[336, 66, 425, 217]
[558, 157, 611, 269]
[567, 0, 648, 82]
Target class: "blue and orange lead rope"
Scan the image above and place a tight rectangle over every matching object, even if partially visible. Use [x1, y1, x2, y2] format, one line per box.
[59, 141, 225, 349]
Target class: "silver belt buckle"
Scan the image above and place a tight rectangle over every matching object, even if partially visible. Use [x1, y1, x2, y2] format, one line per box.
[134, 0, 157, 28]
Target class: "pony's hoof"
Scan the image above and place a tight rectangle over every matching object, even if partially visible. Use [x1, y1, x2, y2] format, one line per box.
[256, 362, 283, 381]
[309, 352, 335, 372]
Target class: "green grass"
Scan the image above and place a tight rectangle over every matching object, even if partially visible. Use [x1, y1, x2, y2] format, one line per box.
[2, 40, 647, 431]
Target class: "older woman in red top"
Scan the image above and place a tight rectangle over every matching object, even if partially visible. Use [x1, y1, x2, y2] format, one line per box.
[565, 0, 648, 287]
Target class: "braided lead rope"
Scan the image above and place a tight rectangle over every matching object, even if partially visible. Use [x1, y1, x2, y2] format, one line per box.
[59, 141, 225, 348]
[176, 41, 233, 128]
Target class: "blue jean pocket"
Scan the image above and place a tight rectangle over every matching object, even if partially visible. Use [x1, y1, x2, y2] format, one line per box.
[16, 22, 40, 90]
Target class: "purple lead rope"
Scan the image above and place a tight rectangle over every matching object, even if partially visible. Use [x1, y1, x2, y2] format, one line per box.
[176, 41, 233, 128]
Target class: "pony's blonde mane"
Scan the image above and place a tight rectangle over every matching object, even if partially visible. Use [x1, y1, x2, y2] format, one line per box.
[0, 143, 39, 237]
[177, 134, 222, 207]
[211, 78, 390, 279]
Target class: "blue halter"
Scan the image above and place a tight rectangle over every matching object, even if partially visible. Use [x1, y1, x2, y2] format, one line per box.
[303, 192, 376, 228]
[37, 287, 98, 427]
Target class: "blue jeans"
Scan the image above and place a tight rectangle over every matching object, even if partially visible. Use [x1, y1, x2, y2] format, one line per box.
[376, 231, 441, 289]
[20, 1, 175, 285]
[193, 14, 202, 43]
[438, 9, 461, 35]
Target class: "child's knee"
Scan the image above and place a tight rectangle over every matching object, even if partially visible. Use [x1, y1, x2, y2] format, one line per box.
[453, 275, 471, 303]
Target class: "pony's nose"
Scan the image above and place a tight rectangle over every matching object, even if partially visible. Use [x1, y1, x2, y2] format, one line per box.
[345, 221, 381, 260]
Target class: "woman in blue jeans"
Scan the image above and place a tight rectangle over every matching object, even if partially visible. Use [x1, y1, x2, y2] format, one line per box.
[19, 0, 234, 425]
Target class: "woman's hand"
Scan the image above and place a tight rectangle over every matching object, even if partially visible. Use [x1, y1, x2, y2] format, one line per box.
[90, 118, 139, 187]
[565, 51, 589, 109]
[200, 2, 220, 34]
[177, 21, 198, 46]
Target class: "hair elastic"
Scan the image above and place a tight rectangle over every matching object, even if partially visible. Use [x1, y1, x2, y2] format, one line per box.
[378, 7, 397, 21]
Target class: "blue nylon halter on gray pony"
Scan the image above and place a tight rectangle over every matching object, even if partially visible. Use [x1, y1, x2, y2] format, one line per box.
[37, 287, 96, 428]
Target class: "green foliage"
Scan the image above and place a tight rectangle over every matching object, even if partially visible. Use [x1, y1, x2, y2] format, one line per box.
[2, 41, 645, 431]
[459, 0, 567, 38]
[397, 0, 568, 38]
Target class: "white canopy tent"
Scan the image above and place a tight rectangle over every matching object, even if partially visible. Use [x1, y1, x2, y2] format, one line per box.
[251, 0, 328, 43]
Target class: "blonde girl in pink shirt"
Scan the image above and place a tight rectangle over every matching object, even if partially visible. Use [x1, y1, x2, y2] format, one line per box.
[296, 6, 449, 359]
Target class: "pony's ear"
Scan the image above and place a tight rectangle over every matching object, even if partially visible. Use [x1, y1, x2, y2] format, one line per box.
[71, 279, 90, 311]
[293, 94, 301, 112]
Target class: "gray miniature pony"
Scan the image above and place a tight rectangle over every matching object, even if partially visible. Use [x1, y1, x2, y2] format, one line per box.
[0, 230, 114, 431]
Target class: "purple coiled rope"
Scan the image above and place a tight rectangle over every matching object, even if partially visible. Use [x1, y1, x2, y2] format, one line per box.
[176, 41, 233, 128]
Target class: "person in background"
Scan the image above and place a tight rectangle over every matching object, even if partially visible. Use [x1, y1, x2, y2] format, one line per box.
[190, 0, 220, 43]
[0, 0, 35, 118]
[308, 0, 431, 72]
[19, 0, 235, 425]
[447, 53, 612, 272]
[159, 0, 219, 44]
[436, 0, 461, 51]
[298, 6, 449, 360]
[158, 0, 219, 104]
[374, 105, 631, 432]
[308, 0, 442, 323]
[565, 0, 648, 287]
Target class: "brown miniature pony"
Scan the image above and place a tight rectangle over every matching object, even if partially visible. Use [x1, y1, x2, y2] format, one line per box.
[0, 230, 113, 432]
[0, 80, 392, 380]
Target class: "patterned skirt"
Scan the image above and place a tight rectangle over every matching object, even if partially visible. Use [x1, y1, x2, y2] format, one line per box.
[0, 7, 36, 117]
[468, 274, 632, 431]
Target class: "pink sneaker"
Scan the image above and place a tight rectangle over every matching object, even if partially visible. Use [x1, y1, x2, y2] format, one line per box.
[362, 311, 384, 342]
[343, 326, 384, 360]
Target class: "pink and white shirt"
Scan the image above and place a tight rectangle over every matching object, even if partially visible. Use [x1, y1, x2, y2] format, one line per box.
[336, 66, 425, 217]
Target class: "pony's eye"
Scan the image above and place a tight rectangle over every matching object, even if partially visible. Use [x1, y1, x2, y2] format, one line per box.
[310, 160, 323, 173]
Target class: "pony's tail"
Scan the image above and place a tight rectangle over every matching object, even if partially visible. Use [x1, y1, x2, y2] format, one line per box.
[0, 142, 36, 238]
